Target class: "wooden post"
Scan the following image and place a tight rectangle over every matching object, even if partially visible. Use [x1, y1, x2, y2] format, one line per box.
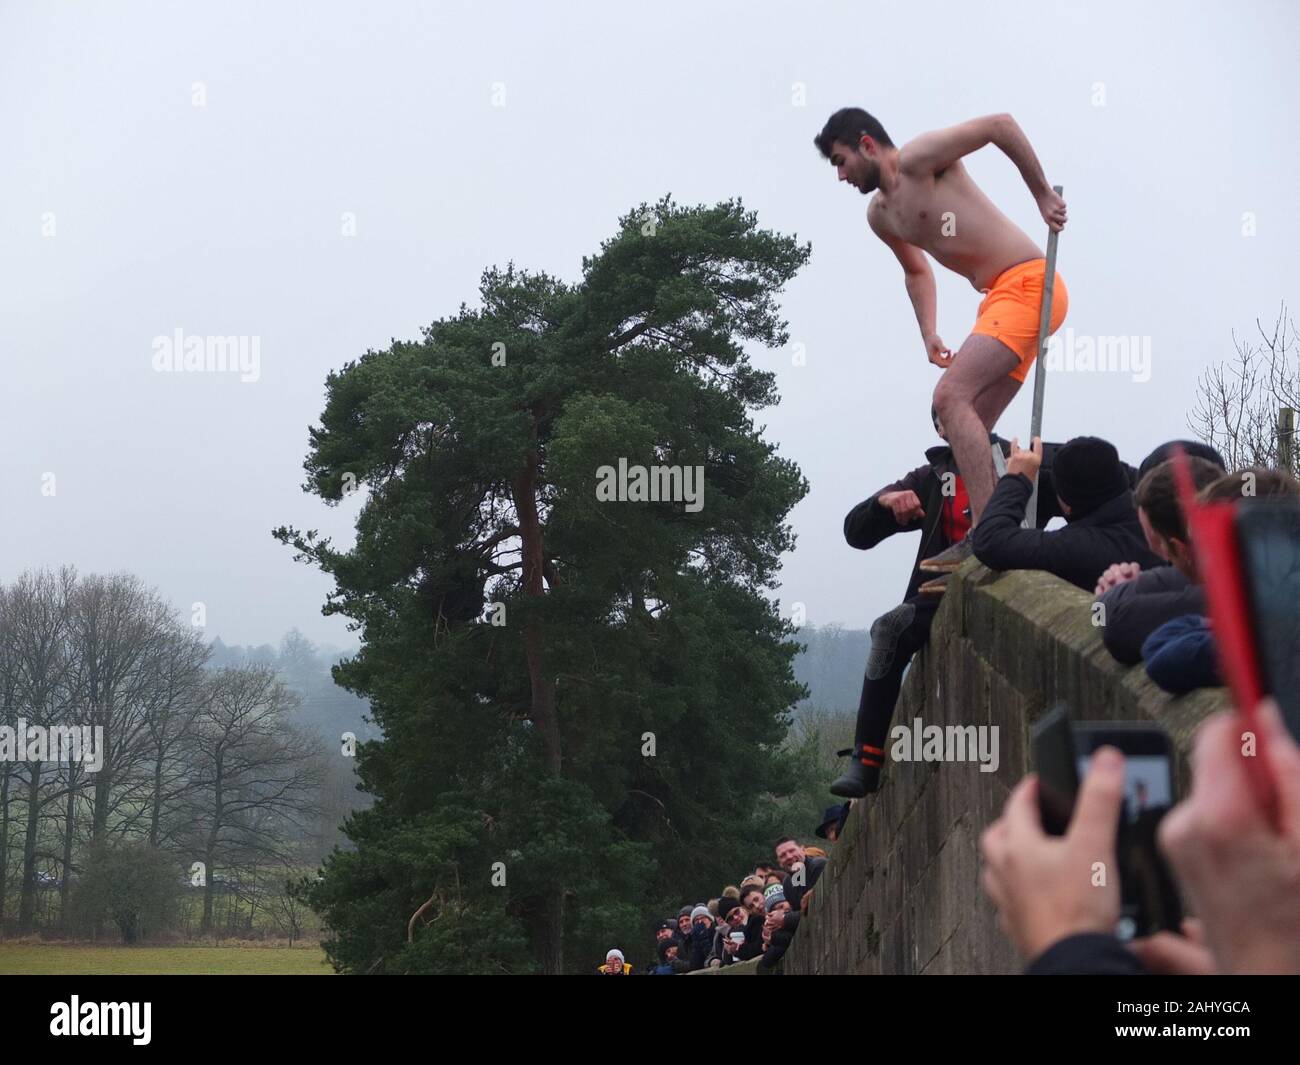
[1280, 405, 1296, 474]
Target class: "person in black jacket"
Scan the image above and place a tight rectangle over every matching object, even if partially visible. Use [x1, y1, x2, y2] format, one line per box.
[706, 897, 750, 968]
[1094, 452, 1223, 663]
[831, 409, 1066, 797]
[971, 435, 1163, 591]
[683, 906, 716, 971]
[737, 884, 767, 960]
[757, 886, 802, 970]
[774, 837, 828, 912]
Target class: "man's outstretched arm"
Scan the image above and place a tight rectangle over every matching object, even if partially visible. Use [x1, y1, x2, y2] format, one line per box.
[900, 113, 1067, 231]
[868, 208, 952, 368]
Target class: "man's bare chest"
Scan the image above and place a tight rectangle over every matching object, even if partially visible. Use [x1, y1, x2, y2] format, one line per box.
[872, 184, 955, 247]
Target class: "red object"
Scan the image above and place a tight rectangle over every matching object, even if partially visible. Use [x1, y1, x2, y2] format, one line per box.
[1170, 447, 1280, 829]
[942, 476, 972, 545]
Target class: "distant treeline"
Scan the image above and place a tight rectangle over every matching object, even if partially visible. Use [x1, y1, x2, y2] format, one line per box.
[0, 568, 372, 943]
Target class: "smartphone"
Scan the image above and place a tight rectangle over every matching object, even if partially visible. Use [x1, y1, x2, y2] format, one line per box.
[1237, 498, 1300, 743]
[1032, 705, 1182, 940]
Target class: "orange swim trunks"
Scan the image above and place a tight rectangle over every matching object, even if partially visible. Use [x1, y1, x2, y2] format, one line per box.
[970, 258, 1068, 383]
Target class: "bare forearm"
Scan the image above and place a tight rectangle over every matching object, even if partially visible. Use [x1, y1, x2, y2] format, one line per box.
[993, 114, 1051, 199]
[904, 268, 938, 338]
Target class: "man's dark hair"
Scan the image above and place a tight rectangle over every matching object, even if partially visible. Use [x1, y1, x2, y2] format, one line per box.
[1199, 468, 1300, 504]
[1137, 439, 1226, 482]
[773, 836, 798, 850]
[814, 108, 894, 158]
[740, 883, 765, 902]
[1136, 457, 1222, 542]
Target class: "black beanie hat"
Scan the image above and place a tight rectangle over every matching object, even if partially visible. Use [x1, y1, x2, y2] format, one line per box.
[1138, 439, 1226, 482]
[717, 897, 742, 919]
[1053, 437, 1130, 516]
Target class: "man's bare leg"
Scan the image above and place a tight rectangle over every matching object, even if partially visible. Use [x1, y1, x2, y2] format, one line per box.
[932, 334, 1022, 524]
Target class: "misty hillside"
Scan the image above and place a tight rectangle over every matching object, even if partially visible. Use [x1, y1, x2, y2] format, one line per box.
[207, 630, 378, 746]
[791, 623, 871, 718]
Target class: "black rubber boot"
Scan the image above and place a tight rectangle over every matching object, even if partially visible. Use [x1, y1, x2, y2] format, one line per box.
[829, 746, 883, 798]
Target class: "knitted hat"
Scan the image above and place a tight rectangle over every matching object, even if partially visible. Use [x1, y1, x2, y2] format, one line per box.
[763, 884, 786, 912]
[606, 948, 624, 963]
[1053, 437, 1130, 516]
[690, 905, 712, 922]
[717, 897, 742, 920]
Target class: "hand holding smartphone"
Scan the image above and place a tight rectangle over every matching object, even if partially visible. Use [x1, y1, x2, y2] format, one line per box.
[1032, 704, 1182, 940]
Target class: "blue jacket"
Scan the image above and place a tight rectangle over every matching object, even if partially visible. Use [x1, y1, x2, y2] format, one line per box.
[1142, 615, 1220, 694]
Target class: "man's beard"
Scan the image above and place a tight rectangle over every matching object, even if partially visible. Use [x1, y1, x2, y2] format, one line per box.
[857, 163, 881, 194]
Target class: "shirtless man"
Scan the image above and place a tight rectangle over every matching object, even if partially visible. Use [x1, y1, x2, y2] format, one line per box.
[815, 108, 1068, 567]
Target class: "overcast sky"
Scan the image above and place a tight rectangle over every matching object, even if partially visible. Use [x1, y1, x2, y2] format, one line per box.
[2, 0, 1296, 655]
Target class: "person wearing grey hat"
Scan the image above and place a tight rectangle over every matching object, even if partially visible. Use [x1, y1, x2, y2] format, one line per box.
[757, 884, 800, 969]
[682, 906, 715, 971]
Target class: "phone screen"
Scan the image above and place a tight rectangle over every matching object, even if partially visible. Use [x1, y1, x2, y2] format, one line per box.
[1074, 731, 1181, 940]
[1237, 500, 1300, 742]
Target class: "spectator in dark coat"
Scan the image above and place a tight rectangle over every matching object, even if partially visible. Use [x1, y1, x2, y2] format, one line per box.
[832, 410, 1068, 798]
[1138, 465, 1300, 693]
[707, 897, 749, 968]
[683, 906, 715, 971]
[775, 837, 827, 912]
[1095, 453, 1223, 664]
[737, 884, 767, 960]
[757, 884, 802, 969]
[1143, 615, 1218, 693]
[842, 412, 1066, 601]
[972, 436, 1163, 591]
[649, 939, 681, 975]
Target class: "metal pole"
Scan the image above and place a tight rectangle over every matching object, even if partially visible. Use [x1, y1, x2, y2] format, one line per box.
[1024, 184, 1063, 529]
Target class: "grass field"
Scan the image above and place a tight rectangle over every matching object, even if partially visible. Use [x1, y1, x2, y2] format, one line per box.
[0, 943, 335, 975]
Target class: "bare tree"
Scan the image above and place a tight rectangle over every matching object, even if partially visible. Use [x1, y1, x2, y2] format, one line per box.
[5, 568, 77, 933]
[268, 875, 308, 946]
[137, 629, 210, 848]
[1189, 302, 1299, 471]
[177, 666, 326, 934]
[0, 584, 18, 931]
[66, 574, 180, 844]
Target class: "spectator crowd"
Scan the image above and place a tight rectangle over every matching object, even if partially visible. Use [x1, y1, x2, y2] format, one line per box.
[599, 808, 848, 974]
[843, 422, 1300, 975]
[600, 422, 1300, 975]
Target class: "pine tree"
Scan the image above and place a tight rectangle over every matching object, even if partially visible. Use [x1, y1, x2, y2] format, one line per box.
[276, 197, 811, 973]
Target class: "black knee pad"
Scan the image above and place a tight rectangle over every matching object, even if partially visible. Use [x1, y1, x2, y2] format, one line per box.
[866, 602, 916, 680]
